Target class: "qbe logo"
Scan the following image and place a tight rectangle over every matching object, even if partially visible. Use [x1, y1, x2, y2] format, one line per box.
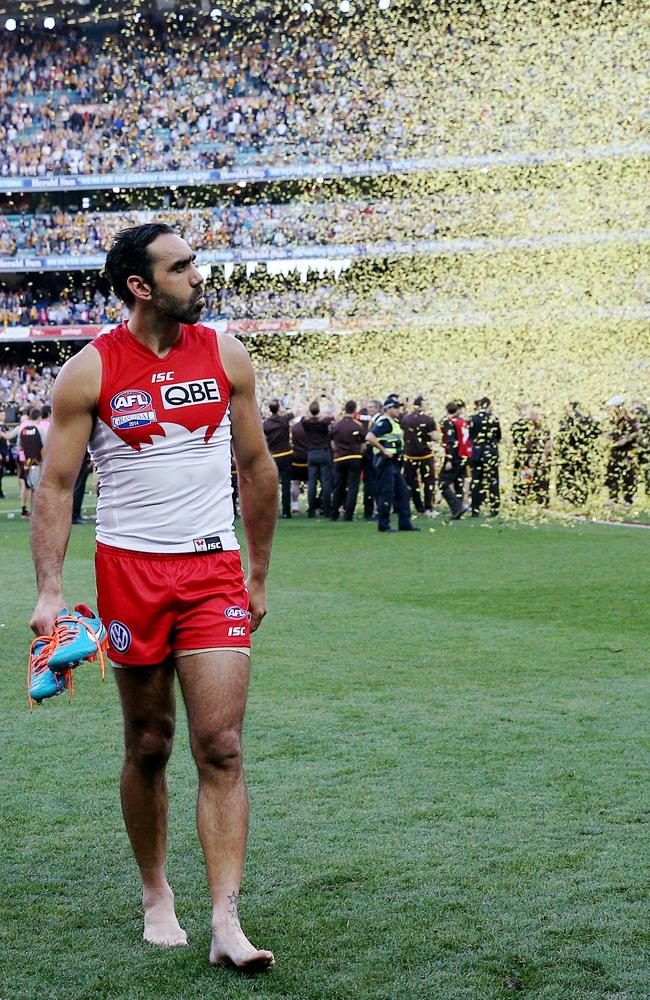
[161, 379, 221, 409]
[109, 620, 132, 653]
[110, 388, 157, 430]
[224, 606, 249, 620]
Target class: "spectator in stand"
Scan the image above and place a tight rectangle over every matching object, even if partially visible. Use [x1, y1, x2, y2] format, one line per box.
[468, 396, 501, 516]
[401, 395, 439, 517]
[263, 399, 294, 519]
[329, 400, 366, 521]
[439, 401, 470, 519]
[302, 399, 334, 518]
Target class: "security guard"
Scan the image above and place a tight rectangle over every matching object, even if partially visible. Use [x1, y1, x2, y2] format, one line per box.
[365, 395, 419, 533]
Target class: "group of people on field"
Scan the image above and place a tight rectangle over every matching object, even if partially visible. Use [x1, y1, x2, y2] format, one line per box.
[262, 394, 503, 528]
[261, 395, 650, 524]
[2, 367, 649, 521]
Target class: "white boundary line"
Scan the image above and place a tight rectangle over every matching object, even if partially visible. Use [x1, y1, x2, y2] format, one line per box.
[583, 518, 650, 530]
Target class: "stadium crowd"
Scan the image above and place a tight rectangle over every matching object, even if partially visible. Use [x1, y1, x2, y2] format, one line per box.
[0, 200, 440, 257]
[0, 15, 643, 177]
[1, 173, 646, 258]
[0, 281, 465, 327]
[2, 364, 649, 520]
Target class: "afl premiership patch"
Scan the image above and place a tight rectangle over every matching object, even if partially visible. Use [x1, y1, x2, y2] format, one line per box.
[110, 389, 157, 430]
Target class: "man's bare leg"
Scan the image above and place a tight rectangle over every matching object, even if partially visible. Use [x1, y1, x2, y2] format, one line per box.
[176, 650, 274, 971]
[114, 660, 188, 947]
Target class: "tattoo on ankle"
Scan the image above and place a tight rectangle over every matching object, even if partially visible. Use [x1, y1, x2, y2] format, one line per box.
[227, 891, 241, 929]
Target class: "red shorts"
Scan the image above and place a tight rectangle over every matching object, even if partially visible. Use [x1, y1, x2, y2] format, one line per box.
[95, 543, 250, 665]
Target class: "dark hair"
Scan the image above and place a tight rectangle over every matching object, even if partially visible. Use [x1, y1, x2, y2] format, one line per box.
[104, 223, 175, 306]
[445, 401, 459, 415]
[479, 396, 491, 408]
[29, 406, 41, 420]
[309, 399, 320, 416]
[269, 399, 280, 414]
[413, 395, 424, 407]
[41, 405, 51, 419]
[344, 399, 357, 414]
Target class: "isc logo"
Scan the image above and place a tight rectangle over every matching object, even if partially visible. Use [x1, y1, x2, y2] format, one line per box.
[228, 626, 247, 637]
[151, 371, 175, 383]
[161, 379, 221, 409]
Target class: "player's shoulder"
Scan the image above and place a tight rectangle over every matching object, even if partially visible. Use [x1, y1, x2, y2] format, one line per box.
[57, 342, 102, 380]
[213, 331, 253, 391]
[91, 320, 129, 355]
[52, 343, 102, 409]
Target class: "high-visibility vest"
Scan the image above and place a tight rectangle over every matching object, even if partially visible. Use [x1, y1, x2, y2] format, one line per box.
[374, 415, 404, 458]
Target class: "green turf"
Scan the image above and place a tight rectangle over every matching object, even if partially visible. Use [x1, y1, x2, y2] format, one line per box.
[0, 474, 648, 1000]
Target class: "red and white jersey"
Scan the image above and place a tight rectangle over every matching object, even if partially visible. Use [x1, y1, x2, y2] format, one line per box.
[89, 321, 238, 554]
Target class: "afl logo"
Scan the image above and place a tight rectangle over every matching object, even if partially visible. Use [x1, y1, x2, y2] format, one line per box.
[109, 620, 132, 653]
[224, 606, 248, 621]
[110, 389, 157, 430]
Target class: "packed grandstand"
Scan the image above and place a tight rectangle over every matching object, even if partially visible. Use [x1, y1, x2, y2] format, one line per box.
[0, 0, 649, 512]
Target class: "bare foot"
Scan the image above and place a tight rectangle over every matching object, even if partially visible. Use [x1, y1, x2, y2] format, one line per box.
[142, 886, 188, 947]
[210, 923, 275, 972]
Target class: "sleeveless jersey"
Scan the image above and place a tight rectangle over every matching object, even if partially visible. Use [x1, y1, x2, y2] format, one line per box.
[89, 321, 238, 554]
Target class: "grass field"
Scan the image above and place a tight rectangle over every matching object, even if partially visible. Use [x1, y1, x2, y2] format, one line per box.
[1, 474, 649, 1000]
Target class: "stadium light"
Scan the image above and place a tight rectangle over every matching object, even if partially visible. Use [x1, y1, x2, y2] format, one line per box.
[5, 18, 17, 30]
[44, 16, 56, 29]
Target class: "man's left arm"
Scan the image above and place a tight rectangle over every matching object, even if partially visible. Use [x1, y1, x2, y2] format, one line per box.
[220, 335, 279, 633]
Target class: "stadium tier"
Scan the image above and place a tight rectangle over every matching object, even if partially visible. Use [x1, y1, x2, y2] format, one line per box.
[0, 0, 648, 421]
[0, 6, 646, 182]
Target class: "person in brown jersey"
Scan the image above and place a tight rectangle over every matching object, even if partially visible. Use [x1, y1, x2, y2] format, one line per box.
[262, 399, 294, 518]
[289, 412, 309, 513]
[400, 395, 439, 517]
[359, 399, 382, 520]
[329, 400, 367, 520]
[301, 399, 334, 517]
